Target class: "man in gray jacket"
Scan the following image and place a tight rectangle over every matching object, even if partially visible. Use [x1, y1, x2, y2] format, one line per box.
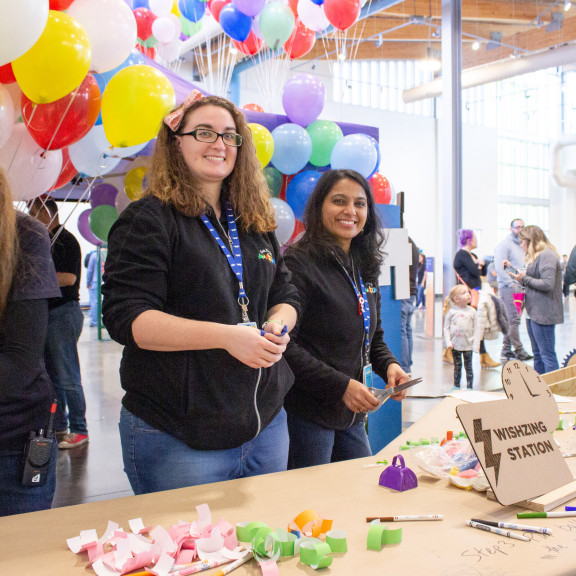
[493, 218, 533, 363]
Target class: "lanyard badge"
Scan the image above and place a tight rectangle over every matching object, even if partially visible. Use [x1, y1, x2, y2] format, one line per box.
[201, 203, 252, 324]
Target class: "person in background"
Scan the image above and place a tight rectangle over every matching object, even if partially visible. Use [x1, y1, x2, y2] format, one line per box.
[86, 250, 100, 328]
[416, 252, 427, 310]
[493, 218, 533, 363]
[400, 237, 419, 375]
[102, 91, 299, 495]
[283, 169, 409, 469]
[453, 228, 500, 369]
[443, 285, 482, 390]
[561, 253, 569, 297]
[565, 245, 576, 297]
[505, 225, 563, 374]
[29, 197, 89, 449]
[0, 169, 61, 516]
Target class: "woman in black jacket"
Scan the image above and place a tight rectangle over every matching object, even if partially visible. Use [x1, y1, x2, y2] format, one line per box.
[102, 92, 299, 494]
[283, 169, 408, 469]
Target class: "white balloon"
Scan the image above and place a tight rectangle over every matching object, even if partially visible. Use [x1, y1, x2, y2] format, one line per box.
[0, 0, 49, 67]
[69, 126, 122, 177]
[0, 85, 15, 150]
[0, 124, 62, 201]
[67, 0, 137, 73]
[270, 197, 295, 246]
[149, 0, 173, 17]
[152, 16, 176, 43]
[156, 38, 182, 62]
[297, 0, 329, 33]
[168, 13, 182, 38]
[91, 124, 148, 158]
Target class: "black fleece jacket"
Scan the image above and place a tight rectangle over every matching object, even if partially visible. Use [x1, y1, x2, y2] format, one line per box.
[102, 196, 299, 450]
[283, 248, 399, 430]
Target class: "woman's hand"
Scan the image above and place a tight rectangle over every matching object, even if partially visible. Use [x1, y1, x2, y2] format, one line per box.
[342, 379, 380, 413]
[224, 325, 287, 369]
[261, 320, 290, 346]
[386, 363, 411, 401]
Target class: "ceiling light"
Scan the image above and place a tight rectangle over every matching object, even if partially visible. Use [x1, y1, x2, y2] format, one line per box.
[472, 41, 480, 51]
[338, 49, 346, 61]
[421, 47, 441, 72]
[564, 1, 572, 11]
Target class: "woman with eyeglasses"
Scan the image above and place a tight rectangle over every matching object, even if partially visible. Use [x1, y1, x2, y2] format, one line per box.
[102, 92, 298, 494]
[504, 225, 563, 374]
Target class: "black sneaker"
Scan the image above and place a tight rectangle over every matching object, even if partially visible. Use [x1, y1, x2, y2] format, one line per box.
[515, 351, 533, 361]
[500, 352, 515, 364]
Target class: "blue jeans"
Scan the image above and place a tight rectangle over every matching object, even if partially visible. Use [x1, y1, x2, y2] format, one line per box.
[89, 283, 99, 327]
[44, 301, 87, 434]
[119, 406, 289, 495]
[287, 412, 372, 469]
[400, 296, 416, 372]
[416, 285, 426, 308]
[0, 441, 57, 517]
[526, 319, 559, 374]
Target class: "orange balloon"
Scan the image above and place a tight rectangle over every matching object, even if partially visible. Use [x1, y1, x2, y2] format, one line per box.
[243, 103, 264, 112]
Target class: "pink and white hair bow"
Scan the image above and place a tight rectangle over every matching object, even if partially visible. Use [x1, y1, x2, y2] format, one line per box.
[164, 89, 205, 132]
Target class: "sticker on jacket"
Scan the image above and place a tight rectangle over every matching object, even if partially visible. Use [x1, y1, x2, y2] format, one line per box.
[258, 249, 276, 265]
[365, 282, 378, 294]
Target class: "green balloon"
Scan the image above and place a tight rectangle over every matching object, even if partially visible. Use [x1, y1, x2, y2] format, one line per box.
[264, 166, 283, 197]
[307, 120, 343, 167]
[259, 2, 295, 50]
[180, 15, 203, 37]
[89, 205, 118, 243]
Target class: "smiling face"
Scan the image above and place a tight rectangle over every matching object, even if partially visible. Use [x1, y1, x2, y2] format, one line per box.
[176, 104, 238, 193]
[320, 178, 368, 252]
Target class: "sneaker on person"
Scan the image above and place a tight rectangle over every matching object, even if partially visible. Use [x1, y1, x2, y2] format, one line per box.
[515, 351, 534, 361]
[58, 433, 89, 449]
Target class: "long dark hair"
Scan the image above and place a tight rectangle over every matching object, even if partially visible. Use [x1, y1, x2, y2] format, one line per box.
[290, 169, 386, 282]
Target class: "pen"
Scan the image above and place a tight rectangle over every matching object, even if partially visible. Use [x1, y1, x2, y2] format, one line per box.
[211, 552, 252, 576]
[465, 520, 530, 542]
[366, 514, 443, 522]
[173, 558, 233, 575]
[566, 506, 576, 511]
[470, 518, 552, 535]
[517, 511, 576, 519]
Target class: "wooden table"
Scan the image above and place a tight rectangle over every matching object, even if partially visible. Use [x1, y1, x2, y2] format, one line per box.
[2, 396, 575, 576]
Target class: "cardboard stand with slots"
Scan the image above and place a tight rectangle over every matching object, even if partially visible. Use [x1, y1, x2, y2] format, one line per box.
[456, 360, 573, 506]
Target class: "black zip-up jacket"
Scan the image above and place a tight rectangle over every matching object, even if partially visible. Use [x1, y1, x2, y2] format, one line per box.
[283, 248, 399, 430]
[102, 196, 299, 450]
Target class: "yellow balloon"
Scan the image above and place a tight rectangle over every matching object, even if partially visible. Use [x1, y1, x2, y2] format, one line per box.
[12, 11, 91, 104]
[125, 166, 147, 201]
[102, 65, 175, 148]
[171, 0, 181, 17]
[249, 123, 274, 168]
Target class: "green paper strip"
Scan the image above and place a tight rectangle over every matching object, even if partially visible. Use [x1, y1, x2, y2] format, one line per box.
[294, 536, 321, 554]
[236, 521, 269, 543]
[367, 523, 402, 550]
[300, 542, 333, 569]
[271, 528, 297, 557]
[326, 530, 347, 553]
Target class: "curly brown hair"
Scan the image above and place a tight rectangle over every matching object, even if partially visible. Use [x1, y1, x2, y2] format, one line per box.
[145, 95, 275, 233]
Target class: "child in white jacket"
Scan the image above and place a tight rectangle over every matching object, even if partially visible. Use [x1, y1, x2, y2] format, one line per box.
[443, 285, 482, 389]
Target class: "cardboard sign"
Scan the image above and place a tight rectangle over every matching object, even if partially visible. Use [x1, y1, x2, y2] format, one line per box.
[456, 360, 574, 506]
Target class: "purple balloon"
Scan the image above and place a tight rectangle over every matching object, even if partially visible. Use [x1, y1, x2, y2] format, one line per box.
[282, 74, 326, 127]
[90, 183, 119, 208]
[78, 209, 104, 246]
[232, 0, 265, 17]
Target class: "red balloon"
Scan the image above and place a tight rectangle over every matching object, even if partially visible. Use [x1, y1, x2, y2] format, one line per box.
[133, 8, 156, 40]
[233, 32, 263, 56]
[288, 219, 306, 245]
[49, 148, 77, 191]
[323, 0, 361, 31]
[21, 73, 101, 151]
[284, 22, 315, 59]
[136, 44, 157, 59]
[209, 0, 232, 22]
[49, 0, 75, 9]
[369, 173, 392, 204]
[285, 0, 298, 19]
[243, 103, 264, 112]
[0, 63, 16, 84]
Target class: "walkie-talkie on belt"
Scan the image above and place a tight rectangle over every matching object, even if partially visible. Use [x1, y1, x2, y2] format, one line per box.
[21, 400, 57, 487]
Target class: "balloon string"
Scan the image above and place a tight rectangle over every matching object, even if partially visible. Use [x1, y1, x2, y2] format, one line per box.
[42, 83, 82, 154]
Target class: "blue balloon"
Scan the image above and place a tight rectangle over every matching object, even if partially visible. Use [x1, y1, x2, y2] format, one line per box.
[310, 0, 324, 4]
[178, 0, 206, 23]
[219, 4, 252, 42]
[271, 123, 312, 175]
[365, 135, 381, 180]
[330, 134, 379, 179]
[132, 0, 149, 8]
[285, 170, 322, 221]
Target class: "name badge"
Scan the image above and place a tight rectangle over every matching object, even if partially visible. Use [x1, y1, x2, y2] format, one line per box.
[238, 321, 257, 328]
[363, 363, 373, 388]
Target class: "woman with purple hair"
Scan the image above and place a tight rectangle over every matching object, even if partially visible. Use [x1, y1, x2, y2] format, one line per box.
[452, 228, 500, 369]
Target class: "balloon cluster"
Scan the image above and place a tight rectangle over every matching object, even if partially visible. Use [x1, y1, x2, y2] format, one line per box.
[245, 73, 392, 247]
[0, 0, 176, 202]
[78, 183, 120, 245]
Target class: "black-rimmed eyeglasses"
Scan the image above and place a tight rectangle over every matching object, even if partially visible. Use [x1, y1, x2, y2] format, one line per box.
[178, 128, 243, 147]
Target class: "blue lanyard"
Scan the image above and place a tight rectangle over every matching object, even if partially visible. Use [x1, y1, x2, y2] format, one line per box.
[338, 257, 371, 365]
[201, 203, 250, 322]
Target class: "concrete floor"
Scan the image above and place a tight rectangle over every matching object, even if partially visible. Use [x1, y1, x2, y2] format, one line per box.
[52, 294, 576, 508]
